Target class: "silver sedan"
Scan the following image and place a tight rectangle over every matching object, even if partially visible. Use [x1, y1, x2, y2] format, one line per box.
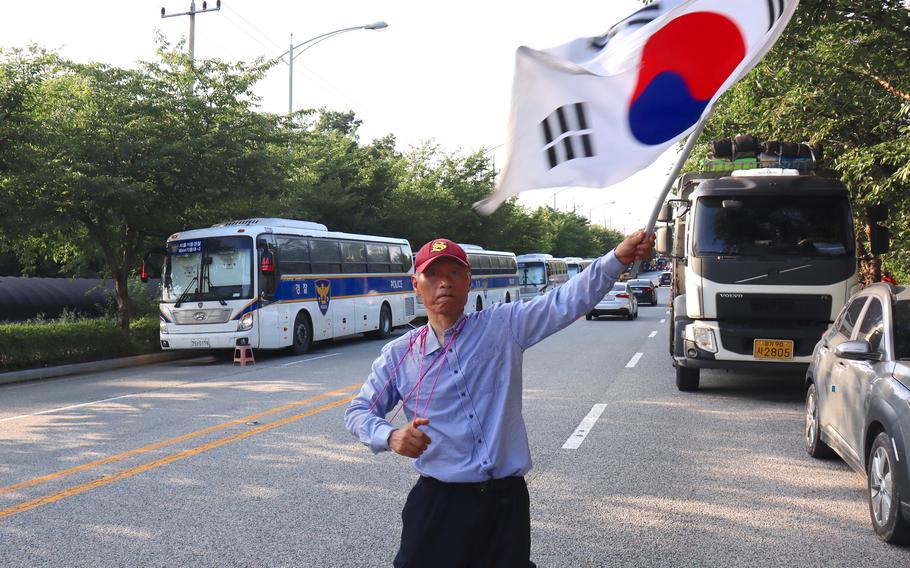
[586, 282, 638, 321]
[804, 282, 910, 544]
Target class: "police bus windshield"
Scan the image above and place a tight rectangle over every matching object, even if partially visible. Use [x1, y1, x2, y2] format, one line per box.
[162, 236, 254, 303]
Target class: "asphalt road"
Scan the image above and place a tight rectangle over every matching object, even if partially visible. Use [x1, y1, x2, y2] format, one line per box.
[2, 280, 909, 566]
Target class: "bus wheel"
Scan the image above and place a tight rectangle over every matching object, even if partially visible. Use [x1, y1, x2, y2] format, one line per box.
[505, 293, 511, 303]
[476, 297, 483, 312]
[292, 311, 312, 355]
[370, 304, 392, 339]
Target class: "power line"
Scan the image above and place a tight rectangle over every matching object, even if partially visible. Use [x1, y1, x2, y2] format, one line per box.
[223, 4, 285, 52]
[219, 10, 288, 63]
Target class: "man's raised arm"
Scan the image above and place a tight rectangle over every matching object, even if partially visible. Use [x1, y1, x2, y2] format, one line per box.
[507, 231, 655, 350]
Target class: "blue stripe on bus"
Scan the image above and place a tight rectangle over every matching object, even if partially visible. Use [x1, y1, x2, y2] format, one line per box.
[232, 299, 259, 320]
[274, 275, 414, 302]
[471, 276, 518, 289]
[159, 310, 171, 322]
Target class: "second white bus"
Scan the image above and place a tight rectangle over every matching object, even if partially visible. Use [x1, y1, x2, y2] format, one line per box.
[415, 244, 520, 317]
[516, 254, 569, 301]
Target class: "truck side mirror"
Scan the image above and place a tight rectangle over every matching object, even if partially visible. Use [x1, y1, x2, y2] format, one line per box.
[656, 226, 672, 257]
[657, 203, 673, 223]
[866, 204, 890, 256]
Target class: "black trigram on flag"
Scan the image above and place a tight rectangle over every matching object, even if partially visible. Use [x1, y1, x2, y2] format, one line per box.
[540, 102, 595, 169]
[590, 2, 661, 50]
[765, 0, 785, 30]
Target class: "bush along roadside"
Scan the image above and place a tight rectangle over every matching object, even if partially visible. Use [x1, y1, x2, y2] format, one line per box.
[0, 316, 160, 372]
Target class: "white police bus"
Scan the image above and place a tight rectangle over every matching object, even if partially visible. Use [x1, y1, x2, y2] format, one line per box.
[415, 244, 520, 317]
[563, 257, 593, 278]
[157, 218, 415, 354]
[516, 253, 569, 301]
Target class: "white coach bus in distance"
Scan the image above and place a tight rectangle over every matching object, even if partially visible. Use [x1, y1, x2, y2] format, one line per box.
[415, 244, 520, 317]
[563, 257, 593, 278]
[157, 218, 415, 354]
[516, 253, 569, 301]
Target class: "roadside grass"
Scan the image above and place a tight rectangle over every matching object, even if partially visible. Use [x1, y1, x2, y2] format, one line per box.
[0, 316, 160, 372]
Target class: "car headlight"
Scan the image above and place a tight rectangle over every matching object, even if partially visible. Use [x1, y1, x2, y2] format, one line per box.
[160, 320, 168, 335]
[693, 327, 717, 353]
[238, 312, 254, 331]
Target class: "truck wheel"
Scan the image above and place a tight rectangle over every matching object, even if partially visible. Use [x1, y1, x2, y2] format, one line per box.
[804, 383, 834, 458]
[585, 314, 594, 321]
[868, 432, 910, 543]
[369, 304, 392, 339]
[675, 365, 699, 391]
[475, 296, 483, 312]
[291, 311, 312, 355]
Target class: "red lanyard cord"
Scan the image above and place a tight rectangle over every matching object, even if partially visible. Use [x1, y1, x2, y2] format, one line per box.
[391, 319, 464, 423]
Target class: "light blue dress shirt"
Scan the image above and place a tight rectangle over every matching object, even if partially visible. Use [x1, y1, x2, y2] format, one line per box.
[344, 251, 627, 482]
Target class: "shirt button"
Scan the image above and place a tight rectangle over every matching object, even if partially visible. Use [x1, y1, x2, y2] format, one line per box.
[454, 370, 459, 374]
[461, 392, 466, 397]
[477, 439, 482, 444]
[482, 460, 488, 465]
[469, 414, 474, 418]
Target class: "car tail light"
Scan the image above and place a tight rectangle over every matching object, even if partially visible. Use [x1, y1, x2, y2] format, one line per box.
[617, 293, 630, 298]
[645, 287, 652, 292]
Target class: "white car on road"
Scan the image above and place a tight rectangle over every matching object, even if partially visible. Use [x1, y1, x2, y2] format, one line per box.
[587, 282, 638, 321]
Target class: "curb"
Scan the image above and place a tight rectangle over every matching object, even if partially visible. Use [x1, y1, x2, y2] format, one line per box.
[0, 351, 203, 387]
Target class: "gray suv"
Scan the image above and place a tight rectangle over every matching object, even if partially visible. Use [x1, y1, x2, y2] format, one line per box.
[804, 283, 910, 543]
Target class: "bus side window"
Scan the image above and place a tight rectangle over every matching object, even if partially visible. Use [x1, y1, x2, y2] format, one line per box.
[367, 243, 391, 273]
[390, 245, 412, 273]
[310, 239, 342, 274]
[341, 242, 367, 273]
[474, 254, 491, 276]
[277, 235, 310, 274]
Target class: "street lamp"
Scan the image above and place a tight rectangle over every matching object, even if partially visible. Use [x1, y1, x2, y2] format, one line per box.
[277, 21, 388, 115]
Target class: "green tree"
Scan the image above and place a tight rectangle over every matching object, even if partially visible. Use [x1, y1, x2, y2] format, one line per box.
[0, 44, 290, 331]
[688, 0, 910, 281]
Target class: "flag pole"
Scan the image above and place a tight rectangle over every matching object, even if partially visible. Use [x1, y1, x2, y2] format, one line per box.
[629, 111, 712, 278]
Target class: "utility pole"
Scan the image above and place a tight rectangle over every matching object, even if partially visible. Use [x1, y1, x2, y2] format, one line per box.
[289, 33, 294, 115]
[161, 0, 222, 65]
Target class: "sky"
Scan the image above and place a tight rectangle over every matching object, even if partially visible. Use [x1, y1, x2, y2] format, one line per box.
[1, 0, 680, 234]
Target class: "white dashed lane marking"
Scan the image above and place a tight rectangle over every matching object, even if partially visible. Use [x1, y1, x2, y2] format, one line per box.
[625, 352, 644, 368]
[281, 353, 341, 367]
[562, 404, 607, 449]
[648, 331, 657, 338]
[660, 319, 666, 324]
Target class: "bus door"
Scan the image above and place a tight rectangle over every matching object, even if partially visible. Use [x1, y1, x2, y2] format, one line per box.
[256, 234, 280, 348]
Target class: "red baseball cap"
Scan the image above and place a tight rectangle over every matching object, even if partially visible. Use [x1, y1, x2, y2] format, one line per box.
[414, 238, 470, 273]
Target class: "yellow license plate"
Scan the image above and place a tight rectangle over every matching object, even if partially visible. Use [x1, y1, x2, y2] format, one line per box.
[753, 339, 794, 360]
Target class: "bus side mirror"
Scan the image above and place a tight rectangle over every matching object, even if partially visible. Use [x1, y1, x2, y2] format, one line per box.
[141, 247, 166, 283]
[656, 226, 672, 257]
[657, 203, 673, 223]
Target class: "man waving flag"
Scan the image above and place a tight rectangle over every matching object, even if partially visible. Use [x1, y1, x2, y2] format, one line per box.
[475, 0, 800, 215]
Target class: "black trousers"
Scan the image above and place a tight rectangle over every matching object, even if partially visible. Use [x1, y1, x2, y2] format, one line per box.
[393, 475, 534, 568]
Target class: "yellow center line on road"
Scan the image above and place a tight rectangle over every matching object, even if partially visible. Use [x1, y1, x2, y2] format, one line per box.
[0, 384, 362, 497]
[0, 393, 358, 520]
